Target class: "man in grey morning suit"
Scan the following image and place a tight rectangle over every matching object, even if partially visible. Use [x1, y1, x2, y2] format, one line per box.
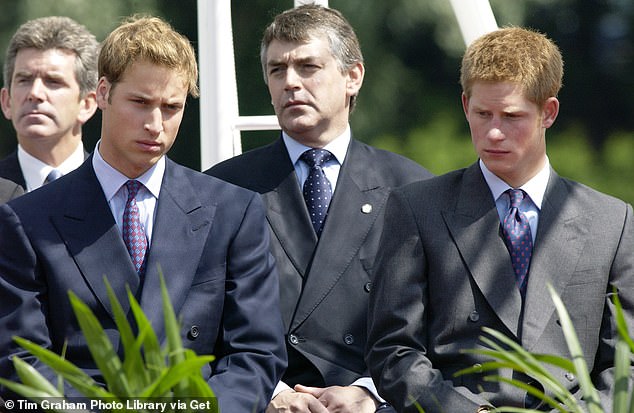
[207, 5, 431, 413]
[365, 27, 634, 413]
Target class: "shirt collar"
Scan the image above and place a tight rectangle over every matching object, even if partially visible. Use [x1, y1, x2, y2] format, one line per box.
[18, 142, 85, 190]
[92, 140, 164, 202]
[282, 125, 351, 166]
[480, 157, 551, 210]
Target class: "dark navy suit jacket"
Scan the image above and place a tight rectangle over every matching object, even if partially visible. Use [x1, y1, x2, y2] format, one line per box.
[0, 157, 287, 412]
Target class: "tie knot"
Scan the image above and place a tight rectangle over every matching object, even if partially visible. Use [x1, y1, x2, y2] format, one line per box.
[44, 168, 62, 184]
[125, 180, 143, 199]
[507, 188, 526, 209]
[300, 149, 333, 168]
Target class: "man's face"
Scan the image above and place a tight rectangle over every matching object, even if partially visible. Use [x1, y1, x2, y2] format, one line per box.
[96, 60, 188, 178]
[462, 81, 559, 187]
[265, 35, 363, 147]
[0, 48, 96, 149]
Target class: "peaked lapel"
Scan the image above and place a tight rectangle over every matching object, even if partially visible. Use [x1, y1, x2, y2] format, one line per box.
[51, 159, 139, 320]
[139, 160, 213, 338]
[443, 163, 523, 337]
[260, 139, 317, 277]
[521, 171, 589, 350]
[291, 140, 389, 330]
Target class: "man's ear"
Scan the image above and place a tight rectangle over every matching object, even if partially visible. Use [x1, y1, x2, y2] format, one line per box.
[0, 88, 13, 120]
[541, 97, 559, 129]
[346, 62, 364, 98]
[77, 91, 98, 125]
[95, 76, 111, 110]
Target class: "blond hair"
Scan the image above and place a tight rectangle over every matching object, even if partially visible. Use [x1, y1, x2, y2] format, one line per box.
[99, 15, 198, 97]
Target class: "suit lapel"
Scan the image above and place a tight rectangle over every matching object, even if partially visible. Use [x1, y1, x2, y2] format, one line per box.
[261, 139, 317, 277]
[51, 160, 139, 320]
[443, 164, 523, 337]
[521, 171, 588, 350]
[291, 140, 388, 329]
[139, 160, 213, 337]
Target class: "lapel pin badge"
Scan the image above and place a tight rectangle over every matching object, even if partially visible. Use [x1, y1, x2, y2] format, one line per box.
[361, 203, 372, 214]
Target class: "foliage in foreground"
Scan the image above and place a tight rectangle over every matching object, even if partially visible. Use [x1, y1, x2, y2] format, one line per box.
[0, 272, 218, 413]
[457, 285, 633, 413]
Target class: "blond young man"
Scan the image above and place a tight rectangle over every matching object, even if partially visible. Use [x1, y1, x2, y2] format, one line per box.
[0, 16, 286, 412]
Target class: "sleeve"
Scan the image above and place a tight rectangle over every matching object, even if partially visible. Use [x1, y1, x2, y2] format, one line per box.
[0, 204, 57, 396]
[591, 202, 634, 409]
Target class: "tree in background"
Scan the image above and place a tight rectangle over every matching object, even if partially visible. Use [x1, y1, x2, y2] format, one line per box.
[0, 0, 631, 202]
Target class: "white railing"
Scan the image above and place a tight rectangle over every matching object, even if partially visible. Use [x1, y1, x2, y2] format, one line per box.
[197, 0, 496, 170]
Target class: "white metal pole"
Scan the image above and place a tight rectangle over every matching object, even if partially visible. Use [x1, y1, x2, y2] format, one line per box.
[197, 0, 242, 170]
[448, 0, 498, 46]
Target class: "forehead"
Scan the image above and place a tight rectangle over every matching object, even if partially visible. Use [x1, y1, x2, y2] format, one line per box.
[266, 35, 331, 62]
[469, 81, 533, 107]
[116, 60, 188, 97]
[14, 48, 77, 73]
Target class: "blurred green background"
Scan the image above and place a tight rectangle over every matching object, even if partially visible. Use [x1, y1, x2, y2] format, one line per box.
[0, 0, 632, 203]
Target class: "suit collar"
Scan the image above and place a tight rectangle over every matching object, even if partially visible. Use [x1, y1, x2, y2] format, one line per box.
[290, 139, 391, 329]
[444, 163, 523, 337]
[53, 159, 212, 338]
[261, 138, 318, 276]
[521, 170, 588, 349]
[53, 158, 140, 320]
[138, 159, 211, 337]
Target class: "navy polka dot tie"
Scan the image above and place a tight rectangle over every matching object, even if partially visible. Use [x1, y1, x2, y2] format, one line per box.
[300, 149, 334, 236]
[502, 189, 533, 295]
[122, 180, 147, 275]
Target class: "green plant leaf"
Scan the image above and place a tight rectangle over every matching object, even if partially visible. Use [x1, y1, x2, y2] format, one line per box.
[612, 339, 631, 413]
[12, 356, 64, 396]
[128, 288, 165, 381]
[68, 290, 131, 396]
[140, 355, 215, 397]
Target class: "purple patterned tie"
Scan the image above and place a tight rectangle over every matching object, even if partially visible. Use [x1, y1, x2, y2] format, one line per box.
[502, 189, 533, 295]
[301, 149, 334, 236]
[122, 180, 147, 275]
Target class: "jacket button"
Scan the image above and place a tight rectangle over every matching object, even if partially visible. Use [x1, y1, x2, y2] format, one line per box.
[188, 325, 200, 339]
[469, 310, 480, 322]
[364, 282, 372, 293]
[288, 334, 299, 345]
[344, 334, 354, 345]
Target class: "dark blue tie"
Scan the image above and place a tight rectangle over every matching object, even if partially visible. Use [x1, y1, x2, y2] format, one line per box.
[301, 149, 334, 236]
[502, 189, 533, 295]
[44, 168, 62, 185]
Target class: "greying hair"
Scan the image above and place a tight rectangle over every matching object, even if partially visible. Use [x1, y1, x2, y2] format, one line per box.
[260, 4, 363, 111]
[3, 16, 99, 97]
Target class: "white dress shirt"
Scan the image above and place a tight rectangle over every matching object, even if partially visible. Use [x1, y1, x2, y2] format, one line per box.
[283, 126, 350, 193]
[92, 142, 165, 247]
[480, 158, 551, 242]
[18, 142, 86, 192]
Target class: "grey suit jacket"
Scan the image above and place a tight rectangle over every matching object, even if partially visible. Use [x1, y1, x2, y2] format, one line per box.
[366, 162, 634, 412]
[207, 137, 432, 387]
[0, 177, 22, 204]
[0, 157, 287, 413]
